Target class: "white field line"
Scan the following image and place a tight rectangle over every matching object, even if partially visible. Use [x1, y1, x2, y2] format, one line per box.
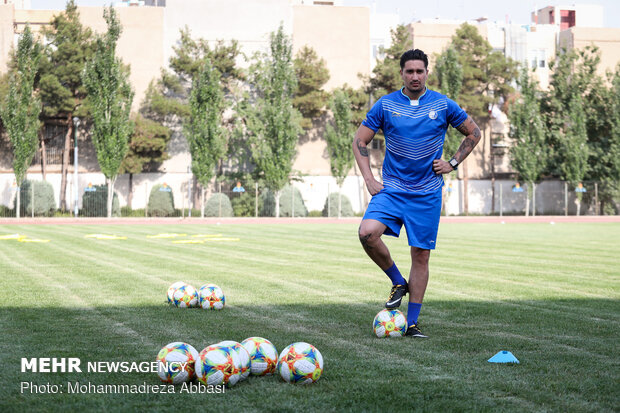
[47, 226, 383, 297]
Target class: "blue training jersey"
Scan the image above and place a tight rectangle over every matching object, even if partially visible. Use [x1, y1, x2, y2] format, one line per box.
[362, 87, 467, 193]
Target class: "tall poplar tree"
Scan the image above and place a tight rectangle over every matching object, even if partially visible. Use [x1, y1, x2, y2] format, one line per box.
[561, 93, 589, 216]
[325, 89, 354, 218]
[243, 24, 302, 218]
[39, 0, 94, 210]
[434, 46, 463, 159]
[185, 59, 226, 218]
[508, 68, 548, 216]
[82, 7, 134, 218]
[0, 26, 42, 218]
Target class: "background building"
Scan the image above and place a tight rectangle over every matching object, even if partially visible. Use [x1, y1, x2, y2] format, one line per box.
[0, 1, 619, 215]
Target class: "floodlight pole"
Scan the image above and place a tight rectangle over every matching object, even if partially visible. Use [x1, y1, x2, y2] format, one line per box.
[73, 117, 80, 217]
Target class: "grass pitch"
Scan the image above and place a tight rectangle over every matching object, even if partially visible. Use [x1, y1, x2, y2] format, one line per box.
[0, 221, 618, 412]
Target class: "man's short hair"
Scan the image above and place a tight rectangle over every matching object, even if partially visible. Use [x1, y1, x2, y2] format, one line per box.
[400, 49, 429, 69]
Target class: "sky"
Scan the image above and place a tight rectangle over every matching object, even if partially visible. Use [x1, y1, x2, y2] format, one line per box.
[29, 0, 620, 28]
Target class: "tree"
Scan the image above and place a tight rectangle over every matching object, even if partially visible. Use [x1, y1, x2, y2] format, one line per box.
[446, 23, 517, 214]
[367, 24, 412, 99]
[580, 58, 619, 214]
[508, 68, 548, 216]
[82, 7, 134, 218]
[185, 59, 226, 217]
[433, 46, 463, 160]
[142, 27, 242, 209]
[596, 66, 620, 213]
[325, 89, 354, 218]
[0, 26, 42, 218]
[561, 93, 589, 215]
[144, 27, 242, 124]
[542, 47, 606, 215]
[432, 46, 463, 214]
[120, 114, 170, 209]
[39, 0, 94, 210]
[243, 24, 302, 218]
[293, 46, 330, 129]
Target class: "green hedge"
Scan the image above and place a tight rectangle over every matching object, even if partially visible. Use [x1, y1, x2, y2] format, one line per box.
[19, 180, 56, 216]
[322, 192, 354, 217]
[81, 185, 120, 217]
[231, 191, 256, 217]
[260, 185, 308, 217]
[205, 193, 233, 217]
[148, 184, 175, 217]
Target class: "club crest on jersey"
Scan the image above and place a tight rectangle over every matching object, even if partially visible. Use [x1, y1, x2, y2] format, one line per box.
[428, 110, 438, 120]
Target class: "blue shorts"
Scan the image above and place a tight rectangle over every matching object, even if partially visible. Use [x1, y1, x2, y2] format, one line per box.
[362, 187, 442, 250]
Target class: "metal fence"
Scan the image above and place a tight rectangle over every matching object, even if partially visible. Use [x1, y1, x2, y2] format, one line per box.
[0, 176, 617, 218]
[0, 179, 349, 218]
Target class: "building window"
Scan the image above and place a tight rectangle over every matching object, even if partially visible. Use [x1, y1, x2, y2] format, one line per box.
[539, 50, 546, 68]
[530, 50, 547, 69]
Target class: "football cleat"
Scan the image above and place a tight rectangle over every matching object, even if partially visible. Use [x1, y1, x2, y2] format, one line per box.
[405, 323, 428, 338]
[385, 282, 408, 309]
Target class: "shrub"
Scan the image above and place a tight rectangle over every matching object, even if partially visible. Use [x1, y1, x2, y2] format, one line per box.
[19, 180, 56, 216]
[308, 210, 323, 217]
[0, 205, 15, 218]
[81, 185, 120, 217]
[322, 192, 354, 217]
[231, 191, 256, 217]
[148, 184, 175, 217]
[121, 206, 146, 217]
[204, 193, 233, 217]
[259, 185, 308, 217]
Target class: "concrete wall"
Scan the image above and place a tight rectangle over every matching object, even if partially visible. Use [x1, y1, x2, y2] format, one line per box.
[77, 6, 165, 113]
[0, 5, 14, 74]
[559, 27, 620, 78]
[410, 22, 488, 65]
[163, 0, 293, 67]
[9, 7, 165, 113]
[292, 5, 369, 90]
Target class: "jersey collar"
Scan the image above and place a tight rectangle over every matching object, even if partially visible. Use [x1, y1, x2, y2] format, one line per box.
[400, 86, 427, 106]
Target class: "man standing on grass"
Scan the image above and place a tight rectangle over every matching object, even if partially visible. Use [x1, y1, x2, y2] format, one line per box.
[353, 49, 481, 338]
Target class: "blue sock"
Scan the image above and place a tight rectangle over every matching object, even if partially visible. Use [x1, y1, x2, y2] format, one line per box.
[384, 263, 406, 286]
[407, 302, 422, 326]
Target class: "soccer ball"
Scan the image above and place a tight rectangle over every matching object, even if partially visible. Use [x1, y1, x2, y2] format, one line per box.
[373, 309, 407, 338]
[156, 342, 199, 384]
[218, 340, 251, 381]
[195, 343, 242, 387]
[277, 342, 324, 384]
[241, 337, 278, 376]
[198, 284, 225, 310]
[167, 281, 186, 304]
[173, 284, 198, 308]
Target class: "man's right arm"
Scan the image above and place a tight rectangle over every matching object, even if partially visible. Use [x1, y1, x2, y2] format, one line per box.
[352, 125, 384, 195]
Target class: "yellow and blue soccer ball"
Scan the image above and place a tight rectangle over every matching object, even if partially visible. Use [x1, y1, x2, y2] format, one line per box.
[167, 281, 186, 304]
[156, 342, 199, 384]
[198, 284, 225, 310]
[373, 309, 407, 338]
[173, 284, 198, 308]
[195, 343, 242, 387]
[241, 337, 278, 376]
[218, 340, 251, 381]
[277, 342, 324, 384]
